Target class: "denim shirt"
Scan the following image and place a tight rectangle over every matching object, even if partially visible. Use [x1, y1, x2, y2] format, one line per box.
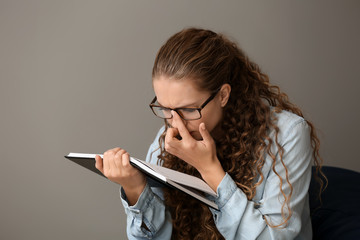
[120, 110, 313, 240]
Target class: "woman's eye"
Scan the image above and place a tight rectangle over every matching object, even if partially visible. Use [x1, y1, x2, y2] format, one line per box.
[180, 108, 196, 113]
[160, 107, 170, 112]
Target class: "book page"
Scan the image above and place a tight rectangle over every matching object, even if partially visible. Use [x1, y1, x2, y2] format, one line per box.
[134, 158, 216, 196]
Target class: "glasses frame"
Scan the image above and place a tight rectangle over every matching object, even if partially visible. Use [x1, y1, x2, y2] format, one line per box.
[149, 90, 219, 121]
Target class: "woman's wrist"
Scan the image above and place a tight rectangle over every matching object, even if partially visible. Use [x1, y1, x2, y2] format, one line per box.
[122, 180, 147, 206]
[199, 160, 226, 193]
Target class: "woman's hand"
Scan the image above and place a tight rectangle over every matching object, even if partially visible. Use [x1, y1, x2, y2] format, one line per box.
[95, 148, 146, 205]
[165, 111, 225, 191]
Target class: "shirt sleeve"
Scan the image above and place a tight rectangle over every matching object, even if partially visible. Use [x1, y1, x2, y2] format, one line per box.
[120, 126, 172, 239]
[208, 119, 313, 240]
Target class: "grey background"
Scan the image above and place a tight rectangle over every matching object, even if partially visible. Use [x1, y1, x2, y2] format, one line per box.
[1, 0, 359, 239]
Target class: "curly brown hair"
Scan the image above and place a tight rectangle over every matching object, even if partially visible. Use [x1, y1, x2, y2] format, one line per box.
[152, 28, 326, 240]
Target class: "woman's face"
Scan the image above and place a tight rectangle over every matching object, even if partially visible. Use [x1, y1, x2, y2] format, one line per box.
[153, 75, 230, 140]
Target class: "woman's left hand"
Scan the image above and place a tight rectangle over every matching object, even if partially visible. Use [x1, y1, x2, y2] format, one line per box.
[165, 111, 225, 191]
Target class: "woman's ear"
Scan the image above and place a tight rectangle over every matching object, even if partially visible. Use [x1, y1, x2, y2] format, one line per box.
[219, 84, 231, 107]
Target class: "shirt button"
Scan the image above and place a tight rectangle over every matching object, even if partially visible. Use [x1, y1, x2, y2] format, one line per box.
[131, 209, 140, 214]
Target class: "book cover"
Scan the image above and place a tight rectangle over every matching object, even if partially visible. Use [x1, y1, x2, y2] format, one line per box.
[65, 152, 219, 210]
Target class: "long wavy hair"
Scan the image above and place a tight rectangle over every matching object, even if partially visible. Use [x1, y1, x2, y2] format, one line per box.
[152, 28, 326, 240]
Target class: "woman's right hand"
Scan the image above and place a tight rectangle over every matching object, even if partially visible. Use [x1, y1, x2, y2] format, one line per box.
[95, 147, 146, 205]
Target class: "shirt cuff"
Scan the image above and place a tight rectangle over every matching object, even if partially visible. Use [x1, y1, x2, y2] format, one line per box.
[209, 172, 246, 209]
[120, 183, 166, 237]
[120, 183, 153, 216]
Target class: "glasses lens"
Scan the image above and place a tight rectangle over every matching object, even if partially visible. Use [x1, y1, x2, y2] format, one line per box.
[152, 106, 201, 120]
[152, 106, 172, 119]
[177, 108, 201, 120]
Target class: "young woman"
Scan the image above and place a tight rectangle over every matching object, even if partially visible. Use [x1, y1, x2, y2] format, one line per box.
[95, 28, 325, 239]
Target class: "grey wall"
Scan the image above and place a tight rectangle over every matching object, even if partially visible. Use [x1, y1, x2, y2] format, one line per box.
[1, 0, 359, 239]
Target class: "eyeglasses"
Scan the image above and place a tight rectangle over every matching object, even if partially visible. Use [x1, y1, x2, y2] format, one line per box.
[149, 90, 219, 121]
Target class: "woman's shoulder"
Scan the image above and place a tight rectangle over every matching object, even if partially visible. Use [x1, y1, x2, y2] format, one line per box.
[272, 108, 305, 127]
[154, 125, 166, 142]
[145, 125, 165, 164]
[270, 108, 309, 144]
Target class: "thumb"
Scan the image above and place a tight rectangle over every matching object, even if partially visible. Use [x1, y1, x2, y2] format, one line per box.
[95, 154, 104, 174]
[199, 123, 214, 144]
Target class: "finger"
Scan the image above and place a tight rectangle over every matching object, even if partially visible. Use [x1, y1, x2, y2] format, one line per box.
[165, 127, 180, 152]
[171, 110, 192, 140]
[121, 152, 131, 167]
[166, 126, 180, 140]
[114, 149, 126, 168]
[110, 147, 121, 154]
[103, 147, 120, 173]
[95, 154, 104, 174]
[109, 148, 124, 171]
[165, 127, 179, 144]
[102, 151, 110, 173]
[199, 122, 214, 145]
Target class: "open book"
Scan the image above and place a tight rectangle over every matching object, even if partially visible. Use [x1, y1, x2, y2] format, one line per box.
[65, 152, 219, 210]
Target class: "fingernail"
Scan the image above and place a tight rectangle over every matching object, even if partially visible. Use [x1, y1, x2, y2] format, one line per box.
[201, 123, 206, 130]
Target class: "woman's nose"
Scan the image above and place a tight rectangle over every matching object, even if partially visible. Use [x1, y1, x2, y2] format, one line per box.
[167, 118, 188, 128]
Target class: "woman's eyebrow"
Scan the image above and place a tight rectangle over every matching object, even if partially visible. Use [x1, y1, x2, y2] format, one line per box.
[156, 99, 199, 108]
